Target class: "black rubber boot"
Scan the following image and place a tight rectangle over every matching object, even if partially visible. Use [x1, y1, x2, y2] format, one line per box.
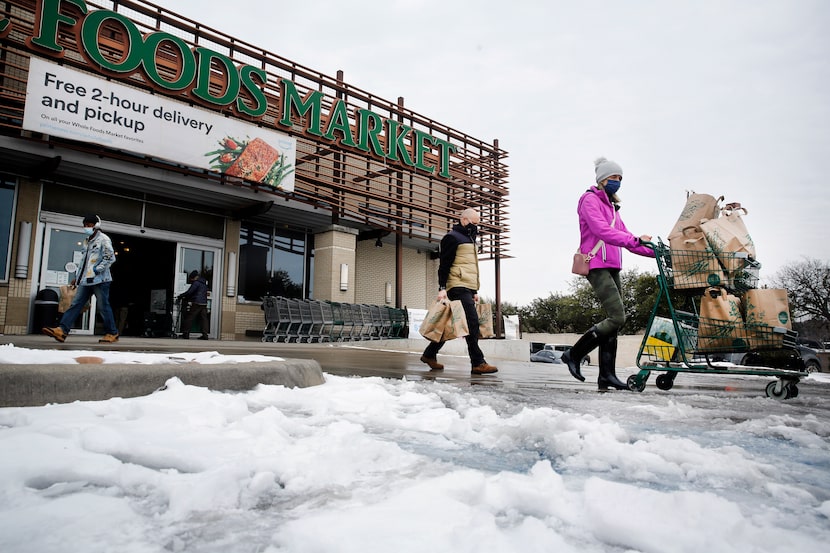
[561, 326, 602, 382]
[597, 334, 629, 391]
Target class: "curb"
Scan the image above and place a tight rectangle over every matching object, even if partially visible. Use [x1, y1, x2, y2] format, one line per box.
[0, 359, 324, 407]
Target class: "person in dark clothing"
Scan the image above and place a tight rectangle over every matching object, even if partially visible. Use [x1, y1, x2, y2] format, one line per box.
[178, 270, 209, 340]
[420, 208, 498, 375]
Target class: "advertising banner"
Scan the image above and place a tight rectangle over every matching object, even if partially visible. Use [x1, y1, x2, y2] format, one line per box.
[23, 57, 296, 192]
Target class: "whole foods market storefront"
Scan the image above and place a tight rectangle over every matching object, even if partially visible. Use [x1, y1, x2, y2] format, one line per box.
[0, 0, 510, 339]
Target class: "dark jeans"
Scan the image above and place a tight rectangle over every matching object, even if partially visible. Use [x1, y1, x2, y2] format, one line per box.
[58, 281, 117, 335]
[586, 268, 625, 338]
[181, 303, 209, 337]
[422, 287, 485, 367]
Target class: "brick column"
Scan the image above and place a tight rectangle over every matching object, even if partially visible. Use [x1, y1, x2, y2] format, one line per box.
[313, 225, 357, 302]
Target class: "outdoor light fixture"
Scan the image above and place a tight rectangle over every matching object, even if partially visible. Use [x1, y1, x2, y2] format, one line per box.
[340, 263, 349, 291]
[15, 221, 32, 279]
[226, 251, 237, 297]
[385, 282, 392, 304]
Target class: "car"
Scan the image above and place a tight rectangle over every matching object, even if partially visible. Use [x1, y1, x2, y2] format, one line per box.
[705, 345, 822, 373]
[797, 338, 823, 350]
[530, 349, 561, 363]
[541, 344, 591, 366]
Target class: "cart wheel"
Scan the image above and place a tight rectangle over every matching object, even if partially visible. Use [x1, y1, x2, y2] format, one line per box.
[627, 375, 646, 392]
[765, 380, 788, 399]
[655, 374, 675, 391]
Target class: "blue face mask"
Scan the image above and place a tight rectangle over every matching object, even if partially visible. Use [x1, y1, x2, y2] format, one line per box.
[83, 227, 94, 236]
[604, 179, 621, 195]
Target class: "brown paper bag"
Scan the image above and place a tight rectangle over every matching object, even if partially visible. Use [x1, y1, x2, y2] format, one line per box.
[700, 206, 756, 274]
[59, 284, 79, 313]
[744, 289, 791, 348]
[668, 192, 723, 239]
[744, 289, 791, 329]
[419, 300, 450, 342]
[669, 227, 726, 290]
[697, 286, 750, 352]
[442, 300, 470, 341]
[477, 303, 495, 338]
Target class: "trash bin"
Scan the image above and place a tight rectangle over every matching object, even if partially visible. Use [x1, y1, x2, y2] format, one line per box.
[33, 288, 60, 332]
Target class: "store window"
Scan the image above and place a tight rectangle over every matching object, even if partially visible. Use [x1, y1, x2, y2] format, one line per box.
[0, 177, 16, 282]
[238, 223, 309, 301]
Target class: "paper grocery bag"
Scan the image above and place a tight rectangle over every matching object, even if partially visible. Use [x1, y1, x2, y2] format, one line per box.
[669, 227, 726, 290]
[58, 284, 88, 313]
[697, 286, 750, 352]
[477, 303, 495, 338]
[744, 289, 791, 348]
[701, 206, 756, 274]
[744, 289, 791, 329]
[442, 300, 470, 341]
[58, 284, 76, 313]
[419, 300, 450, 342]
[668, 192, 723, 239]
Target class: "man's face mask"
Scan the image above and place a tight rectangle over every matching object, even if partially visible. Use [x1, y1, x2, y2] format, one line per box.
[465, 223, 478, 235]
[83, 227, 94, 236]
[604, 179, 621, 195]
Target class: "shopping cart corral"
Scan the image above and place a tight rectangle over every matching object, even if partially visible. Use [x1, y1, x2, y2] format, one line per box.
[632, 240, 807, 399]
[260, 296, 408, 343]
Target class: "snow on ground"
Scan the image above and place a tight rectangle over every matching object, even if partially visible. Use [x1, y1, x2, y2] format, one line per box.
[1, 345, 828, 552]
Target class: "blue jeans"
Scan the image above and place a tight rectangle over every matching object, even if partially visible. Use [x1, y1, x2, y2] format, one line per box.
[59, 281, 117, 335]
[423, 287, 485, 367]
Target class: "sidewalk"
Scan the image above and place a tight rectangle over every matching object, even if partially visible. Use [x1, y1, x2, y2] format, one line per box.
[1, 334, 533, 406]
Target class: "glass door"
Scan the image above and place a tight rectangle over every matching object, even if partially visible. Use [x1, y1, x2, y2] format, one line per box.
[174, 244, 221, 339]
[39, 224, 95, 334]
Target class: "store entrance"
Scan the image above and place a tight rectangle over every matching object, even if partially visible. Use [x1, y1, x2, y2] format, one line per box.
[108, 232, 177, 336]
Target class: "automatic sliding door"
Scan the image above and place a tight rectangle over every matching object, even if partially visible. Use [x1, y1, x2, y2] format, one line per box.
[39, 225, 95, 334]
[175, 244, 220, 339]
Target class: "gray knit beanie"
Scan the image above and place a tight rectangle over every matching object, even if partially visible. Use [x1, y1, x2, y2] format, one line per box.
[594, 157, 623, 183]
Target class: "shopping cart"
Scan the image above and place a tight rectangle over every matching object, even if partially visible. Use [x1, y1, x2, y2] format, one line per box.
[630, 240, 807, 399]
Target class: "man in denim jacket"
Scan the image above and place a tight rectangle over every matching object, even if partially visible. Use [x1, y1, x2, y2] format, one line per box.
[43, 214, 119, 343]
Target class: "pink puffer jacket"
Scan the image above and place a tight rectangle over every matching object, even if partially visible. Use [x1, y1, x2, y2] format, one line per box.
[577, 186, 654, 270]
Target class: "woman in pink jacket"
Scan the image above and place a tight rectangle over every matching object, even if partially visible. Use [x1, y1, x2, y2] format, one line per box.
[562, 157, 654, 390]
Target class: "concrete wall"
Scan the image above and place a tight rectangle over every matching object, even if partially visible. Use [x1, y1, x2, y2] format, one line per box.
[523, 332, 645, 367]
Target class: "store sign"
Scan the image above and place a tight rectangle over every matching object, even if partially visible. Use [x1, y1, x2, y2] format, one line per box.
[9, 0, 456, 178]
[23, 58, 298, 191]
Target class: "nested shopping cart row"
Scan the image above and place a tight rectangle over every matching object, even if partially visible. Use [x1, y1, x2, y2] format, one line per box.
[260, 296, 408, 343]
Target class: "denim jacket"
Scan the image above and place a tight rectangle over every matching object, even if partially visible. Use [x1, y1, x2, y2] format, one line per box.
[79, 230, 115, 285]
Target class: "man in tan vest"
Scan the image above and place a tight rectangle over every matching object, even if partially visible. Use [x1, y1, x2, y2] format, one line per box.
[420, 208, 498, 374]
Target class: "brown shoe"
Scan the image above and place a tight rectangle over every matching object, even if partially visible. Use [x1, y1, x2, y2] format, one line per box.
[98, 333, 119, 343]
[42, 326, 67, 343]
[420, 355, 444, 370]
[471, 363, 498, 374]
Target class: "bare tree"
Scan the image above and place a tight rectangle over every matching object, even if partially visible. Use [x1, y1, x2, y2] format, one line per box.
[769, 258, 830, 323]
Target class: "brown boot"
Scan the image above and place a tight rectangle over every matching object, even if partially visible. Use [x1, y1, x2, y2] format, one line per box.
[420, 355, 444, 370]
[471, 363, 498, 374]
[98, 333, 119, 343]
[42, 326, 67, 343]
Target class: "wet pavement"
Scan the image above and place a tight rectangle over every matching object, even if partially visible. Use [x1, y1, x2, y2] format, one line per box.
[3, 334, 828, 406]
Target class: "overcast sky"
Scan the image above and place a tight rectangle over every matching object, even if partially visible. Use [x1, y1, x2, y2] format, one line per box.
[174, 0, 830, 305]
